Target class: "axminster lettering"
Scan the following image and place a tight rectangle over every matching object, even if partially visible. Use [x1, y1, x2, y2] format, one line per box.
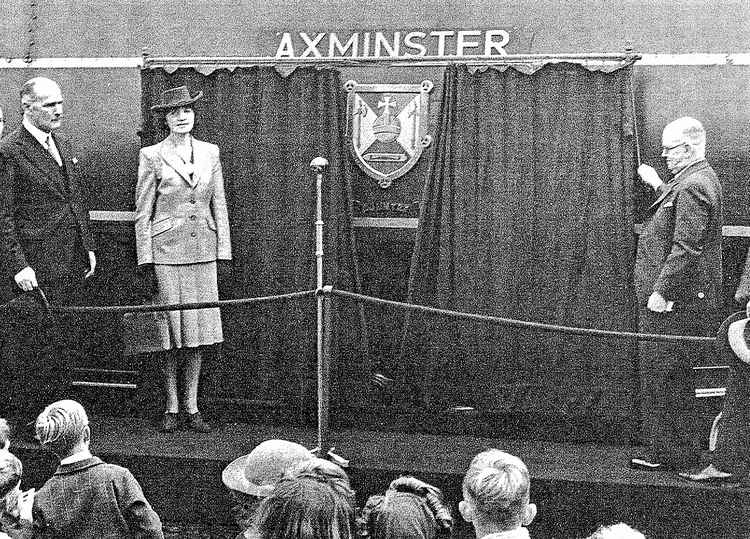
[275, 29, 511, 58]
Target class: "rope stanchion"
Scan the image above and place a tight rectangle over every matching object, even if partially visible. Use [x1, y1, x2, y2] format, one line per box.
[327, 289, 716, 344]
[310, 156, 348, 468]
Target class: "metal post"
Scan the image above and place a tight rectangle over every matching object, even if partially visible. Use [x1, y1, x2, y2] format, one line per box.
[319, 287, 332, 456]
[311, 156, 327, 454]
[309, 156, 348, 468]
[312, 158, 326, 292]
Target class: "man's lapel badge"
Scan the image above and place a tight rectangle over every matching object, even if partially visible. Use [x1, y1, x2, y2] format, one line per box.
[345, 80, 433, 188]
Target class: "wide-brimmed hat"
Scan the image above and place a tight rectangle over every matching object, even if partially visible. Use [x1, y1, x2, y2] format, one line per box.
[150, 86, 203, 111]
[717, 311, 750, 366]
[221, 439, 313, 496]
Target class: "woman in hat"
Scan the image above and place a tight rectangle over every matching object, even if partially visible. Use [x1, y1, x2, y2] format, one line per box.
[134, 86, 232, 433]
[222, 439, 314, 538]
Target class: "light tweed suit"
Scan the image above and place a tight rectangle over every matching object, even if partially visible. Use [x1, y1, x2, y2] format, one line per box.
[134, 136, 231, 349]
[135, 137, 231, 266]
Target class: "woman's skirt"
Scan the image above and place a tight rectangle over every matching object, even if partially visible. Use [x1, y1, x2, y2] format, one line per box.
[153, 261, 223, 349]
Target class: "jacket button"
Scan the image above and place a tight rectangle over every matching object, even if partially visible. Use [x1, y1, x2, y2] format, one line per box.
[190, 198, 196, 204]
[697, 292, 705, 299]
[190, 215, 196, 221]
[191, 232, 196, 237]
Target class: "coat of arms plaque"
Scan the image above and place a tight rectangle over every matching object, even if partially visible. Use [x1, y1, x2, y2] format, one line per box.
[345, 79, 433, 188]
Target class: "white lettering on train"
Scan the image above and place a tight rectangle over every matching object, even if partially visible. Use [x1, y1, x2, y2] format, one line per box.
[274, 29, 511, 58]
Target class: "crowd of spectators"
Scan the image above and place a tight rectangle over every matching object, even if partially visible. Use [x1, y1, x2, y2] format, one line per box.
[0, 401, 649, 538]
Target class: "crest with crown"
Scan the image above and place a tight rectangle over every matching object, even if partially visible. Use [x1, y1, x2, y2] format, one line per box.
[345, 80, 433, 188]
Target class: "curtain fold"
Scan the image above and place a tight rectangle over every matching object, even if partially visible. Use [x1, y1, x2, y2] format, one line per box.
[401, 63, 638, 436]
[140, 67, 368, 411]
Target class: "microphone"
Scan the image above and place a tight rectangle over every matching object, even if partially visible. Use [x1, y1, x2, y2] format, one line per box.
[310, 156, 329, 172]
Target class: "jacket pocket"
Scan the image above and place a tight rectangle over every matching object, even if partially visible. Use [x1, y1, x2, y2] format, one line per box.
[151, 217, 173, 237]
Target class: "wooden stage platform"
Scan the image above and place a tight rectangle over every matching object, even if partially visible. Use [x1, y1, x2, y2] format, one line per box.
[11, 416, 749, 539]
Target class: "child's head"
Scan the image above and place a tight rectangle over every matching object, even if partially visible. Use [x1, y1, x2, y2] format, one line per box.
[0, 419, 10, 450]
[254, 474, 355, 539]
[35, 400, 90, 458]
[460, 449, 536, 533]
[0, 449, 22, 520]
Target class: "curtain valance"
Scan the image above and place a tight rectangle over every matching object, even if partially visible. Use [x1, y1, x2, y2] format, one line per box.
[143, 53, 640, 77]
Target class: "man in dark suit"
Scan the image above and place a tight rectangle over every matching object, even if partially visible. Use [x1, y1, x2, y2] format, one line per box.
[631, 117, 723, 471]
[0, 77, 96, 418]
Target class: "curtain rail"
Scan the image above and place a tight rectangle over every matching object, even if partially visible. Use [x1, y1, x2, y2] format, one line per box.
[143, 53, 639, 68]
[6, 53, 750, 69]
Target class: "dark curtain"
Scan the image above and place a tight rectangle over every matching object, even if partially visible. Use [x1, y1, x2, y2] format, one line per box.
[140, 67, 368, 412]
[401, 63, 638, 435]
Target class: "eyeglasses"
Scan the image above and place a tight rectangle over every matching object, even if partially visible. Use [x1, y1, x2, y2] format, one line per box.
[661, 142, 686, 156]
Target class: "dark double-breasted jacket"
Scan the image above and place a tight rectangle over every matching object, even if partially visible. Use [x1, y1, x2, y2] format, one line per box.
[0, 126, 94, 298]
[634, 160, 723, 311]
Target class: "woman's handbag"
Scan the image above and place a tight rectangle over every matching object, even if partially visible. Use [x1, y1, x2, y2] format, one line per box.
[121, 303, 170, 356]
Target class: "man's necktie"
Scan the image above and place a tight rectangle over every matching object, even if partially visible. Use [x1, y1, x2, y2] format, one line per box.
[44, 134, 63, 167]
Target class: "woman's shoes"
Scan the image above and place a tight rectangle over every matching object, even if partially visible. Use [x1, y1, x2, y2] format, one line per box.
[160, 411, 212, 433]
[185, 411, 212, 433]
[161, 412, 179, 433]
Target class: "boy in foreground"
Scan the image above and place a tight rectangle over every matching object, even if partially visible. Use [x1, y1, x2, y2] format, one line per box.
[32, 400, 163, 538]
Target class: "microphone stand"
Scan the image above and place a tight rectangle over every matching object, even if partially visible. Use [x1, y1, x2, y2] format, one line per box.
[310, 156, 348, 468]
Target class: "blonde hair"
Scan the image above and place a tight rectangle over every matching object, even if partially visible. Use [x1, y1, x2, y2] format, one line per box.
[462, 449, 530, 529]
[588, 522, 645, 539]
[35, 400, 89, 457]
[0, 450, 22, 523]
[0, 419, 10, 449]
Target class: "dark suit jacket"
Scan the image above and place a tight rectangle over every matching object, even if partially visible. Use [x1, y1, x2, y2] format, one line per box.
[0, 127, 94, 298]
[32, 457, 163, 538]
[634, 160, 723, 310]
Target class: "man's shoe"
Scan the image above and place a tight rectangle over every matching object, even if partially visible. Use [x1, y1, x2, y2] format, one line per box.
[678, 464, 733, 483]
[161, 412, 179, 433]
[185, 411, 212, 433]
[629, 456, 663, 471]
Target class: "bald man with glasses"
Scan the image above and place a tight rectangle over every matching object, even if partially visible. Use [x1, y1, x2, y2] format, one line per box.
[631, 117, 723, 472]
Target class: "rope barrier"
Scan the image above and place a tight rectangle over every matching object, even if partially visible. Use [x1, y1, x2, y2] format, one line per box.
[0, 286, 718, 344]
[0, 289, 316, 315]
[329, 289, 717, 344]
